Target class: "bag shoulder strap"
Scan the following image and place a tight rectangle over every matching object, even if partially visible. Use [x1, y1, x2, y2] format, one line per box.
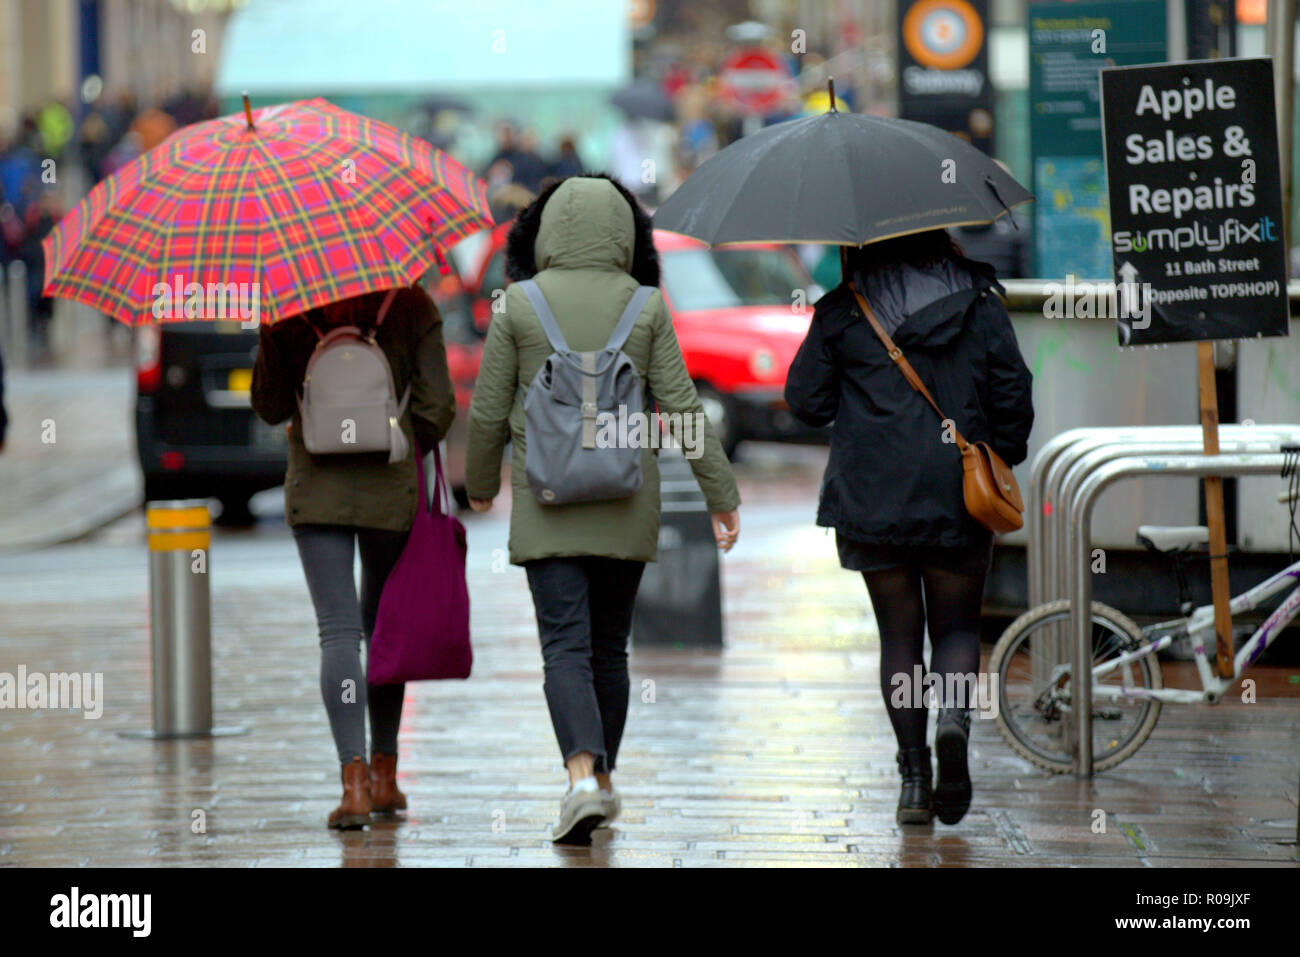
[849, 286, 968, 450]
[371, 289, 398, 330]
[605, 286, 655, 353]
[517, 279, 571, 354]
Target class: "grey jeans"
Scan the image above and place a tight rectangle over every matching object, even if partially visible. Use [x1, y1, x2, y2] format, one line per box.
[523, 556, 646, 774]
[292, 523, 409, 765]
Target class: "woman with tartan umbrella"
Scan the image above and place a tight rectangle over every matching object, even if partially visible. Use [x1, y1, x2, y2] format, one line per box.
[252, 285, 455, 829]
[38, 97, 492, 829]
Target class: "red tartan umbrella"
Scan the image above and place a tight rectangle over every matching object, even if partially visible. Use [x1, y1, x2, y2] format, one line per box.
[42, 96, 493, 325]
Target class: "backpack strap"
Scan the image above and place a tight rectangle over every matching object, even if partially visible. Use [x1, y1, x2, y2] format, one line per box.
[605, 286, 655, 353]
[517, 279, 571, 353]
[372, 289, 398, 329]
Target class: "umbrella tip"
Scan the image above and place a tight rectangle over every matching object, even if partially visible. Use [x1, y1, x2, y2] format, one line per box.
[242, 91, 254, 131]
[827, 77, 837, 112]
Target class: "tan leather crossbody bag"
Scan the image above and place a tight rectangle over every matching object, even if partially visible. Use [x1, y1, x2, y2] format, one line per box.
[850, 287, 1024, 533]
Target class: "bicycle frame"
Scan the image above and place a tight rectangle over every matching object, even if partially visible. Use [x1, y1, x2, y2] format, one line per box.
[1089, 557, 1300, 705]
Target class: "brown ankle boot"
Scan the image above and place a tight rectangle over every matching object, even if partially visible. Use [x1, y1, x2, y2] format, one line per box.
[328, 757, 372, 829]
[369, 752, 407, 814]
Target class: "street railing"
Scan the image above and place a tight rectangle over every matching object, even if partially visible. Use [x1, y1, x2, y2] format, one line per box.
[998, 279, 1300, 314]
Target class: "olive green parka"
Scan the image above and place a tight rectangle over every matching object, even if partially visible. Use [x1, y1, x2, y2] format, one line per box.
[465, 176, 739, 564]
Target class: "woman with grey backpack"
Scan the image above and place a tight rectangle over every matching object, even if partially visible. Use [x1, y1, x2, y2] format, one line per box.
[251, 284, 455, 829]
[465, 174, 741, 845]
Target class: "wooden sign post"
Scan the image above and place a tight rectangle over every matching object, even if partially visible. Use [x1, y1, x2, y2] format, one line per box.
[1101, 58, 1292, 680]
[1197, 343, 1233, 676]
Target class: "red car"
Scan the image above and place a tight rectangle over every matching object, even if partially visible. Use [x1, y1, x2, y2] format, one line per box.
[428, 223, 824, 503]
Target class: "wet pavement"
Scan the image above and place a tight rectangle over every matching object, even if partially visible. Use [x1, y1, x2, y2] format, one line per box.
[0, 314, 140, 551]
[0, 442, 1297, 867]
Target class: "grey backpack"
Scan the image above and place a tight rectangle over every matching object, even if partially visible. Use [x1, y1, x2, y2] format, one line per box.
[517, 279, 654, 505]
[297, 289, 410, 463]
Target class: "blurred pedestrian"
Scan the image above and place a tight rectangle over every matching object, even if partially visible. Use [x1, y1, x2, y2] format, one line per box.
[486, 182, 535, 227]
[483, 121, 523, 182]
[785, 230, 1034, 827]
[76, 108, 113, 184]
[250, 285, 456, 829]
[36, 100, 74, 160]
[18, 190, 63, 363]
[549, 134, 585, 180]
[674, 84, 719, 174]
[100, 130, 142, 180]
[0, 127, 41, 218]
[130, 107, 177, 153]
[465, 174, 741, 844]
[510, 130, 548, 193]
[608, 116, 676, 205]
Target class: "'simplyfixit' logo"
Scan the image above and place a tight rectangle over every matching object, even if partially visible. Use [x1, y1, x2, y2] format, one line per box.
[1114, 215, 1279, 254]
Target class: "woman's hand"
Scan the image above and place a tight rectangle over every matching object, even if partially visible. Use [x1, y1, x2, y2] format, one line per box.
[469, 498, 494, 513]
[711, 510, 740, 552]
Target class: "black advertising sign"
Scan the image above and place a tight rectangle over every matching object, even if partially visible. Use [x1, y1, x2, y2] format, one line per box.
[1100, 57, 1289, 345]
[897, 0, 994, 154]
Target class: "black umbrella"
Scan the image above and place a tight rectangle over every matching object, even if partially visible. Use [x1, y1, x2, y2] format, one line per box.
[420, 96, 474, 115]
[611, 79, 675, 123]
[653, 89, 1032, 246]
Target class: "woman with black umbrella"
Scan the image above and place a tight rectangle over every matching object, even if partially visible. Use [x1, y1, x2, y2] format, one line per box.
[784, 231, 1034, 826]
[652, 86, 1037, 827]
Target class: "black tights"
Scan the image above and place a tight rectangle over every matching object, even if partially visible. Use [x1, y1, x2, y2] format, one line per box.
[862, 564, 985, 750]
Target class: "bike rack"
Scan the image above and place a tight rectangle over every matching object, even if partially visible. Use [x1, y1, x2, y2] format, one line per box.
[1026, 427, 1300, 698]
[1068, 453, 1289, 776]
[1029, 427, 1155, 607]
[1041, 426, 1300, 607]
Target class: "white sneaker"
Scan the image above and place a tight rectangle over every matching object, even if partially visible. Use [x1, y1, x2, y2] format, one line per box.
[598, 787, 621, 827]
[552, 777, 604, 845]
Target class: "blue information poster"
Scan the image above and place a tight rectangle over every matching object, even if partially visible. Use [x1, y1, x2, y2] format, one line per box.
[1028, 1, 1167, 278]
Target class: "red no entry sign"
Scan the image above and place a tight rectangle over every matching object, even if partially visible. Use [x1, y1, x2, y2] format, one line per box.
[719, 47, 792, 115]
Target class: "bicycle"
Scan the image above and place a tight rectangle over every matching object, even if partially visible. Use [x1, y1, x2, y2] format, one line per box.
[989, 465, 1300, 773]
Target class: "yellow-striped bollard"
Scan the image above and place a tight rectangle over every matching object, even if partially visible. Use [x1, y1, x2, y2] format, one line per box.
[143, 500, 214, 737]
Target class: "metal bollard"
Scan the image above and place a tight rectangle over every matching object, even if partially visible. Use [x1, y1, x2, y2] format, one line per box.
[632, 448, 723, 647]
[120, 500, 246, 739]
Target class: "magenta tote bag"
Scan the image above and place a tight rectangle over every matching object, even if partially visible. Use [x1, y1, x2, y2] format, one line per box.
[369, 445, 472, 683]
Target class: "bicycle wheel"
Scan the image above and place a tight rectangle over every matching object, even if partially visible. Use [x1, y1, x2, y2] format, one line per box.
[989, 599, 1163, 774]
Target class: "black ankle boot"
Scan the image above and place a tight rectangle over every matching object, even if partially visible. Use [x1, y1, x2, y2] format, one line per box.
[895, 746, 933, 825]
[934, 708, 972, 825]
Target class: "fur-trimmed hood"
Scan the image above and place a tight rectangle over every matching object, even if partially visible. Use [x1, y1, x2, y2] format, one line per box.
[504, 173, 660, 286]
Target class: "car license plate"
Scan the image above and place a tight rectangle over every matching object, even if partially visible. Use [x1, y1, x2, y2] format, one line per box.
[228, 368, 253, 394]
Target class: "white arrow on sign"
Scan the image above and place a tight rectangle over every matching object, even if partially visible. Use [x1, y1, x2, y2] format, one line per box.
[1118, 261, 1140, 318]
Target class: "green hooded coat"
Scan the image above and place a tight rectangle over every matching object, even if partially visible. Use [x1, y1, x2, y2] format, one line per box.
[465, 176, 740, 564]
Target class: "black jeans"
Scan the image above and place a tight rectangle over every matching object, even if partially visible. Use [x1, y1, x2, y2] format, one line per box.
[292, 523, 409, 764]
[524, 556, 646, 774]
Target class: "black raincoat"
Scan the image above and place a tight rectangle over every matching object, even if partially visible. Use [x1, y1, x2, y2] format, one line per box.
[785, 257, 1034, 550]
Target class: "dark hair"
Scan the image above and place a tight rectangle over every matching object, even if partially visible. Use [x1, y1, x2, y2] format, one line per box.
[504, 172, 660, 286]
[844, 229, 965, 275]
